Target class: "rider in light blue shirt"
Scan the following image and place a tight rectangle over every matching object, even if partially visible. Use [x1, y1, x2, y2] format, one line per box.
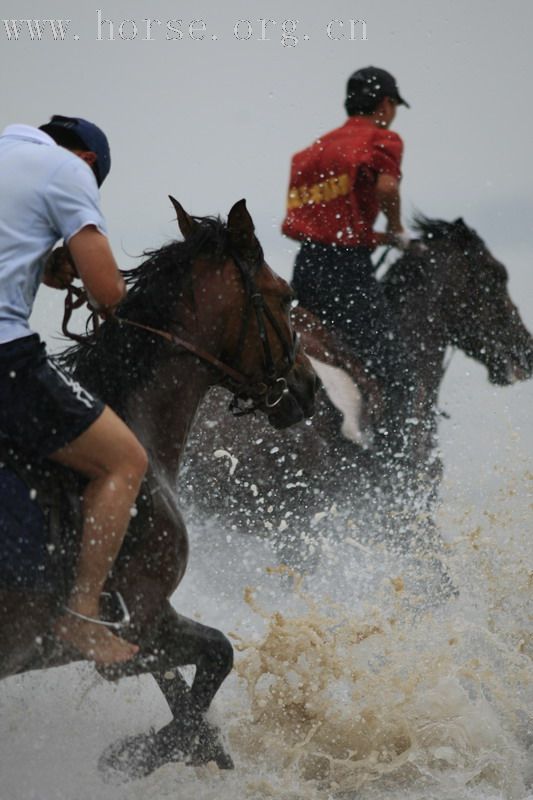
[0, 117, 146, 666]
[0, 124, 107, 343]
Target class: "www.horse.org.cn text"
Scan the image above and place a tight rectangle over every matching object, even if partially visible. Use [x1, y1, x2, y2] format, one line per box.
[1, 13, 369, 46]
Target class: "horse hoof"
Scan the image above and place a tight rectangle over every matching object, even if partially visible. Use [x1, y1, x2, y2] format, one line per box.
[163, 717, 234, 770]
[188, 721, 234, 770]
[98, 720, 234, 782]
[98, 729, 167, 782]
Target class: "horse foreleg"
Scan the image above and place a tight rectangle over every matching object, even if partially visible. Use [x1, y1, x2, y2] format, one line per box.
[154, 603, 233, 711]
[98, 602, 234, 780]
[149, 604, 234, 769]
[98, 600, 233, 706]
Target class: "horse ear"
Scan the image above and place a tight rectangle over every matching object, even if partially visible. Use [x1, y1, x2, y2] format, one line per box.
[227, 199, 256, 254]
[453, 217, 467, 228]
[169, 195, 197, 240]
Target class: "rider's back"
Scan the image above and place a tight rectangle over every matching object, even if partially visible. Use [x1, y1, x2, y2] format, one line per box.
[0, 125, 106, 344]
[282, 117, 402, 249]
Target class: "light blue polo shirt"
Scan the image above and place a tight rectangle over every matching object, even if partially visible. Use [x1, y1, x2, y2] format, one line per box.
[0, 124, 108, 344]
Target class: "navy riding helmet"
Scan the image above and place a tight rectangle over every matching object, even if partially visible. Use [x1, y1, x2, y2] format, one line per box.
[39, 114, 111, 186]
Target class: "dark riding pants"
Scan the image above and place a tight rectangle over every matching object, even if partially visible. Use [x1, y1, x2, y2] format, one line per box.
[292, 241, 408, 387]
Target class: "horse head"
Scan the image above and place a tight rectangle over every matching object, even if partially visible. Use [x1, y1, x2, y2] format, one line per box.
[406, 217, 533, 386]
[169, 197, 318, 428]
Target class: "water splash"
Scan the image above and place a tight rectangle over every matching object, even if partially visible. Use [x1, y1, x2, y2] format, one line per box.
[219, 475, 533, 799]
[0, 477, 531, 800]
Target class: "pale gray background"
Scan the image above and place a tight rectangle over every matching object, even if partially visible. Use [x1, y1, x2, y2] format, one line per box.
[2, 1, 532, 267]
[1, 0, 532, 486]
[1, 5, 532, 798]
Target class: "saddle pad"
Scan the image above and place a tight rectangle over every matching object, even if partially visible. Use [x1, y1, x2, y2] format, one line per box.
[0, 465, 54, 589]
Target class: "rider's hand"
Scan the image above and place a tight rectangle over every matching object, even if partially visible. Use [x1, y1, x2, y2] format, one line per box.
[90, 303, 119, 322]
[393, 235, 430, 256]
[391, 231, 412, 251]
[42, 246, 78, 289]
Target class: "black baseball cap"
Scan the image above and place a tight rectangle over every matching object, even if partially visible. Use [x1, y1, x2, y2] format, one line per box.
[345, 67, 410, 115]
[39, 115, 111, 186]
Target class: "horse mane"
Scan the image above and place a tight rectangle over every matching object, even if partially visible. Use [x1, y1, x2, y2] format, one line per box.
[382, 214, 479, 298]
[117, 215, 242, 323]
[411, 214, 477, 243]
[58, 214, 260, 416]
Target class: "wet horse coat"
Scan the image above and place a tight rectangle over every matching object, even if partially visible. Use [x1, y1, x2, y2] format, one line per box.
[0, 199, 318, 777]
[180, 217, 533, 559]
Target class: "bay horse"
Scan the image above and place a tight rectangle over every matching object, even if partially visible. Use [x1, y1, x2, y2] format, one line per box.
[180, 217, 533, 564]
[0, 198, 317, 778]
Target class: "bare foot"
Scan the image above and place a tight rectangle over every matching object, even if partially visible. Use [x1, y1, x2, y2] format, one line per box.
[54, 614, 139, 665]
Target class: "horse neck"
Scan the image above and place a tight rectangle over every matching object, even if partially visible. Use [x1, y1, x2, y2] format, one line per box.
[385, 254, 451, 392]
[124, 353, 213, 482]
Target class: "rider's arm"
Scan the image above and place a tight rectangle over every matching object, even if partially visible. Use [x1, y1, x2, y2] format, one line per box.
[68, 225, 126, 313]
[376, 174, 403, 236]
[43, 157, 123, 308]
[371, 129, 406, 246]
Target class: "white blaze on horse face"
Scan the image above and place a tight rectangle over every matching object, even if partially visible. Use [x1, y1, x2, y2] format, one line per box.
[308, 356, 372, 448]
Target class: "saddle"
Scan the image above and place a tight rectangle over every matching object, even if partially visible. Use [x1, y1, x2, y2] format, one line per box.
[0, 442, 83, 597]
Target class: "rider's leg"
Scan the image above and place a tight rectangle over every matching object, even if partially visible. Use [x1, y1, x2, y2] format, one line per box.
[355, 280, 414, 452]
[51, 406, 148, 664]
[294, 243, 412, 447]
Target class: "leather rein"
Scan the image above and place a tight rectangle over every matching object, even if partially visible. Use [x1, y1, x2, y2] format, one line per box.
[62, 253, 296, 415]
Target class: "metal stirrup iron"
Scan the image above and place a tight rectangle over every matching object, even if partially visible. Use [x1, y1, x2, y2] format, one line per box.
[63, 591, 131, 632]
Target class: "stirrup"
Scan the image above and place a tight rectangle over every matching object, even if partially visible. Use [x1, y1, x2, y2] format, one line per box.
[63, 591, 131, 632]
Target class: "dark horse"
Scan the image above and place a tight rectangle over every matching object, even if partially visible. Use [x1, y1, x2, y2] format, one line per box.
[180, 217, 533, 563]
[0, 198, 317, 778]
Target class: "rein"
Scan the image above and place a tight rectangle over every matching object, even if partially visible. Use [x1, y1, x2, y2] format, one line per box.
[116, 318, 252, 387]
[373, 245, 392, 272]
[62, 252, 296, 414]
[62, 284, 98, 344]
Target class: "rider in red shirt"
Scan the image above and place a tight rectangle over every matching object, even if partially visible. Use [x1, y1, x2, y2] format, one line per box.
[282, 67, 410, 404]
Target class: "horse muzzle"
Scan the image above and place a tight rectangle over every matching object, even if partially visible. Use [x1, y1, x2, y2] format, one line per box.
[265, 357, 319, 429]
[488, 339, 533, 386]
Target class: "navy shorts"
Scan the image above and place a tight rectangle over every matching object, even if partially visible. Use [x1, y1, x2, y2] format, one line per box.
[0, 334, 104, 460]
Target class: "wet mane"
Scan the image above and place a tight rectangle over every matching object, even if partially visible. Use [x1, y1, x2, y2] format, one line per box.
[116, 216, 234, 328]
[411, 214, 479, 244]
[382, 215, 481, 298]
[58, 215, 261, 416]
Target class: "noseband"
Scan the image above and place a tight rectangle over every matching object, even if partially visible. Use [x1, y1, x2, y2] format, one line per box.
[62, 253, 297, 415]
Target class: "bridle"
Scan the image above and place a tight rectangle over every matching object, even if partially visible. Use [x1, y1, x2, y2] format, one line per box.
[62, 252, 298, 416]
[222, 252, 297, 413]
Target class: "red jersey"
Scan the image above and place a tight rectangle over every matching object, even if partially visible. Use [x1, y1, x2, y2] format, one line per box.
[282, 117, 403, 249]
